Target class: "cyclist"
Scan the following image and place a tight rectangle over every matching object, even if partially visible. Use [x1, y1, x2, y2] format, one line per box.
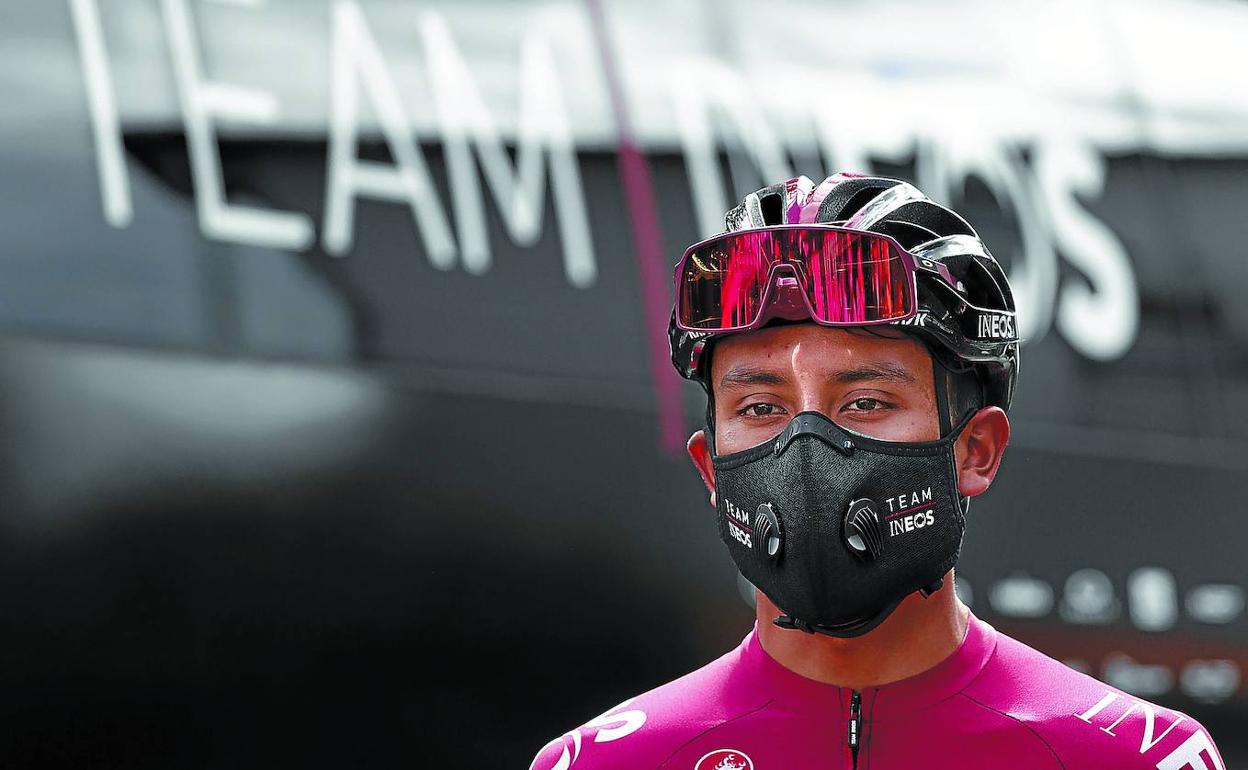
[530, 174, 1226, 770]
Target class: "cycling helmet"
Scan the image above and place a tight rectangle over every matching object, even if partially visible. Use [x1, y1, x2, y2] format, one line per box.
[669, 173, 1020, 418]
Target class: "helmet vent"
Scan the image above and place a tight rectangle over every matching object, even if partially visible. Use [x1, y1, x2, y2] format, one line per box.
[837, 187, 890, 221]
[874, 220, 940, 250]
[815, 177, 898, 223]
[759, 190, 785, 225]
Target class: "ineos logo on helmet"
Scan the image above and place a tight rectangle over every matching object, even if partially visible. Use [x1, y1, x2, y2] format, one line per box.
[976, 313, 1017, 340]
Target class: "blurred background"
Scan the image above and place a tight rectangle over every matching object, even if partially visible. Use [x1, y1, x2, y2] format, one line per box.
[1, 0, 1246, 767]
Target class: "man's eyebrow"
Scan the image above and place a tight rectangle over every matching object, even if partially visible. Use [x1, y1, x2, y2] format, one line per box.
[719, 366, 790, 389]
[834, 363, 917, 385]
[719, 362, 916, 388]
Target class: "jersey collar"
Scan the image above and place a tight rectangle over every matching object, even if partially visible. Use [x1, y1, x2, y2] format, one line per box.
[740, 610, 999, 718]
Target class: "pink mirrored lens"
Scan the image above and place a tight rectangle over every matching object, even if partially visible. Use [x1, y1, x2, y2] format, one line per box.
[677, 228, 914, 331]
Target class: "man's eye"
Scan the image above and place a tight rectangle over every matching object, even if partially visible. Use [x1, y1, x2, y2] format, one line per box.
[739, 403, 781, 418]
[845, 398, 887, 412]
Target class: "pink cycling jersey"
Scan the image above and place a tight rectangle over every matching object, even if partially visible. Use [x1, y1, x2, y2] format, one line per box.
[530, 611, 1225, 770]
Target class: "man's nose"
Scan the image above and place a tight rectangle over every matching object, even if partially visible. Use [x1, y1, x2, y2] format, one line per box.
[786, 347, 839, 418]
[795, 389, 836, 419]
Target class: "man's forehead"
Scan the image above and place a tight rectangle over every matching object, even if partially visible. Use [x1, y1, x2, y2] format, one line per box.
[711, 324, 930, 386]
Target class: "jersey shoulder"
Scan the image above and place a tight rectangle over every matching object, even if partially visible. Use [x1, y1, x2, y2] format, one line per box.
[528, 640, 766, 770]
[963, 628, 1227, 770]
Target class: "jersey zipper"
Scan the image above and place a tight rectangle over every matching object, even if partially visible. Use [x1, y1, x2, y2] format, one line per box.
[846, 689, 862, 769]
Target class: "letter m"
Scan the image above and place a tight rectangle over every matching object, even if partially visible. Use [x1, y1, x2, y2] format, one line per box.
[420, 12, 595, 287]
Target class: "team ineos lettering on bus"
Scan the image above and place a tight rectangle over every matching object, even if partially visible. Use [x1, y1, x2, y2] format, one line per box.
[73, 3, 1145, 360]
[976, 313, 1017, 340]
[885, 487, 936, 537]
[722, 498, 753, 549]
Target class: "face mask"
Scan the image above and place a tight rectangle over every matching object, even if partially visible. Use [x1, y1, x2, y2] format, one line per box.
[710, 410, 972, 638]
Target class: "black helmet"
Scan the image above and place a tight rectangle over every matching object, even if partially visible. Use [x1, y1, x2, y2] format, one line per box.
[668, 173, 1020, 411]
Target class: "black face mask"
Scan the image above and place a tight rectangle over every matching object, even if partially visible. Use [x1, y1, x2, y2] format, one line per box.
[710, 410, 972, 638]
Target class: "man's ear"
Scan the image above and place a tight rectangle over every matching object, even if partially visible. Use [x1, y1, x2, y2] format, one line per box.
[687, 429, 717, 508]
[955, 406, 1011, 498]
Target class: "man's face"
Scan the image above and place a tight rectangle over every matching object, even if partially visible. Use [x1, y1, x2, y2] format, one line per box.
[709, 323, 941, 456]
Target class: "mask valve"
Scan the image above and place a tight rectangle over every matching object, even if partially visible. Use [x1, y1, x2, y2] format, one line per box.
[843, 498, 884, 560]
[753, 503, 783, 560]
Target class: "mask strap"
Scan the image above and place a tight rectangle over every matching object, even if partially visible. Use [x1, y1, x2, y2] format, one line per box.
[703, 386, 716, 454]
[932, 356, 975, 518]
[933, 356, 953, 437]
[700, 342, 718, 452]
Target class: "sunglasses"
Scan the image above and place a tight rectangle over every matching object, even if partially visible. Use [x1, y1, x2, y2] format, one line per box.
[674, 225, 971, 333]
